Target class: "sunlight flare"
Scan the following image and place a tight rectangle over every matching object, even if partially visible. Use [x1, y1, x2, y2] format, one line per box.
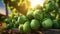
[28, 0, 45, 8]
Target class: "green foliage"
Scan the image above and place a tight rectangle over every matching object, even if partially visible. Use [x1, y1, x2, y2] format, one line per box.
[4, 23, 13, 30]
[0, 16, 6, 23]
[5, 18, 12, 24]
[14, 21, 19, 28]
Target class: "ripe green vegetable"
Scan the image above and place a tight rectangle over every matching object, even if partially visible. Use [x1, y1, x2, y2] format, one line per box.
[26, 11, 33, 20]
[19, 24, 23, 32]
[42, 18, 53, 29]
[33, 10, 43, 20]
[18, 15, 28, 24]
[44, 1, 57, 12]
[53, 20, 59, 29]
[23, 21, 31, 32]
[30, 19, 40, 30]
